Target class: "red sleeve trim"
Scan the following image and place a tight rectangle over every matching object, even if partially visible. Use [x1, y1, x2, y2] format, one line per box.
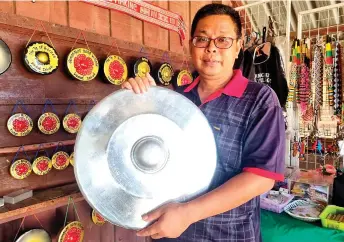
[243, 167, 284, 181]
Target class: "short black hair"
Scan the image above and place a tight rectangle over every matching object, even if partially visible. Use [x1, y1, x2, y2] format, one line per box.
[191, 3, 242, 39]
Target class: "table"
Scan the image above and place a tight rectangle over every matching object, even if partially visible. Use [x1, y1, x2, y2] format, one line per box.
[261, 209, 344, 242]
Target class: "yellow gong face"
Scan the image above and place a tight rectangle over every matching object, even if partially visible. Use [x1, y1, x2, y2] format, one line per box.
[137, 61, 150, 78]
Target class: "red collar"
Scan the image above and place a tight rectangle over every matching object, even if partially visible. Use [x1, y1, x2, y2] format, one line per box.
[184, 70, 248, 98]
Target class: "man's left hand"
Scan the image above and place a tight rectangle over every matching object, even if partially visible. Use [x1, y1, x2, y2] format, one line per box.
[136, 202, 192, 239]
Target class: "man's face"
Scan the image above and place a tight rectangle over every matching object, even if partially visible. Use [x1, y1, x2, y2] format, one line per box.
[190, 15, 241, 79]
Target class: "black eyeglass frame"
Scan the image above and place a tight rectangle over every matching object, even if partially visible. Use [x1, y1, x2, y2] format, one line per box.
[190, 36, 237, 49]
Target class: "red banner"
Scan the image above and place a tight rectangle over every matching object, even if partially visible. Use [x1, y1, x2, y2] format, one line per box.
[81, 0, 186, 45]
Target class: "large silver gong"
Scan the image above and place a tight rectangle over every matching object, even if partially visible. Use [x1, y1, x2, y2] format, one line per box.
[74, 87, 217, 230]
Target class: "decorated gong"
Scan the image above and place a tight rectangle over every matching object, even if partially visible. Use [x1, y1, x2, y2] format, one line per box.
[23, 42, 59, 75]
[0, 39, 12, 75]
[74, 87, 217, 229]
[32, 156, 52, 175]
[67, 48, 99, 82]
[52, 151, 70, 170]
[69, 152, 74, 166]
[172, 69, 194, 89]
[103, 55, 128, 85]
[58, 221, 84, 242]
[38, 112, 60, 135]
[133, 57, 152, 78]
[91, 209, 106, 225]
[16, 229, 51, 242]
[63, 114, 81, 134]
[7, 113, 33, 137]
[10, 159, 32, 180]
[155, 63, 174, 86]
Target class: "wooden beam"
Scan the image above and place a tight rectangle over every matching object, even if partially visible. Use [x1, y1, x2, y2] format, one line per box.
[0, 140, 75, 154]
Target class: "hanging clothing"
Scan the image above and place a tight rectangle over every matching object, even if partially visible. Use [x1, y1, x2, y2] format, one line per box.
[242, 45, 289, 108]
[333, 42, 342, 114]
[313, 43, 324, 110]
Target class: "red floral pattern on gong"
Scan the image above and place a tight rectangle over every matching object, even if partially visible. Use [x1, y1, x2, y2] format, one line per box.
[15, 163, 29, 176]
[67, 117, 80, 129]
[56, 154, 67, 166]
[37, 159, 49, 171]
[13, 117, 29, 132]
[74, 54, 94, 76]
[63, 227, 82, 242]
[109, 61, 124, 80]
[42, 116, 57, 131]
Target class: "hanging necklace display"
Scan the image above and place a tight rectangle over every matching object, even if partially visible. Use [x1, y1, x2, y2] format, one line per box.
[324, 35, 334, 106]
[14, 215, 51, 242]
[10, 145, 32, 180]
[32, 144, 52, 176]
[172, 45, 193, 89]
[52, 142, 70, 170]
[103, 40, 128, 85]
[0, 32, 12, 75]
[133, 46, 152, 78]
[154, 51, 174, 86]
[333, 40, 341, 115]
[38, 99, 60, 135]
[58, 197, 84, 242]
[63, 100, 82, 134]
[313, 37, 324, 110]
[66, 31, 99, 82]
[91, 209, 106, 225]
[7, 100, 33, 137]
[23, 20, 59, 75]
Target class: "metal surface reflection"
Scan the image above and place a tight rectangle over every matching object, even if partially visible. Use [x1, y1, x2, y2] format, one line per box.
[74, 87, 217, 230]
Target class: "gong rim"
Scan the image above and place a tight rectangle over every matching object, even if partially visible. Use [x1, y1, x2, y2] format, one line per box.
[0, 39, 12, 75]
[74, 87, 217, 230]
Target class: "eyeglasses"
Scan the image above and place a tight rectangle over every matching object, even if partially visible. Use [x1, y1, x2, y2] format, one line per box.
[191, 36, 236, 49]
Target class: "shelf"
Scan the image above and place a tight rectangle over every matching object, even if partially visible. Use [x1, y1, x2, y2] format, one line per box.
[0, 183, 84, 224]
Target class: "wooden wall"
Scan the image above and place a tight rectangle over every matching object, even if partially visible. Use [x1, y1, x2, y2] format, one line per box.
[0, 1, 223, 241]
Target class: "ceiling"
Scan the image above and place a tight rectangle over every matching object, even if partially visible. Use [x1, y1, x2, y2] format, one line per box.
[234, 0, 344, 37]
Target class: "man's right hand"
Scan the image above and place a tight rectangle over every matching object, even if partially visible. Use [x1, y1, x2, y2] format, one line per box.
[121, 73, 156, 94]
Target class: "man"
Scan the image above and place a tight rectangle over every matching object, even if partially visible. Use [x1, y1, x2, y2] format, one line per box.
[122, 3, 285, 242]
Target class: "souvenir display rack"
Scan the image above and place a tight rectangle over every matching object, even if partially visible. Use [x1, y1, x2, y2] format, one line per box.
[289, 2, 344, 170]
[0, 10, 190, 241]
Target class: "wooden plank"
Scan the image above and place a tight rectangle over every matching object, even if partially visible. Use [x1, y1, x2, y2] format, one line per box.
[0, 183, 82, 224]
[0, 11, 186, 63]
[0, 140, 75, 154]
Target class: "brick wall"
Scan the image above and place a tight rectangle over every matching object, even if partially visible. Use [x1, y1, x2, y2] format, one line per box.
[0, 1, 222, 53]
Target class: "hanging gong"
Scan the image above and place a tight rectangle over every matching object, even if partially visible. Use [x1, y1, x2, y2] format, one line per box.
[66, 48, 99, 81]
[7, 113, 33, 137]
[133, 57, 152, 78]
[16, 229, 51, 242]
[52, 151, 70, 170]
[0, 39, 12, 75]
[172, 69, 193, 89]
[23, 42, 59, 75]
[154, 63, 174, 86]
[70, 152, 74, 166]
[63, 113, 82, 134]
[10, 159, 32, 180]
[74, 87, 217, 230]
[38, 112, 60, 135]
[103, 55, 128, 85]
[32, 156, 52, 175]
[58, 221, 84, 242]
